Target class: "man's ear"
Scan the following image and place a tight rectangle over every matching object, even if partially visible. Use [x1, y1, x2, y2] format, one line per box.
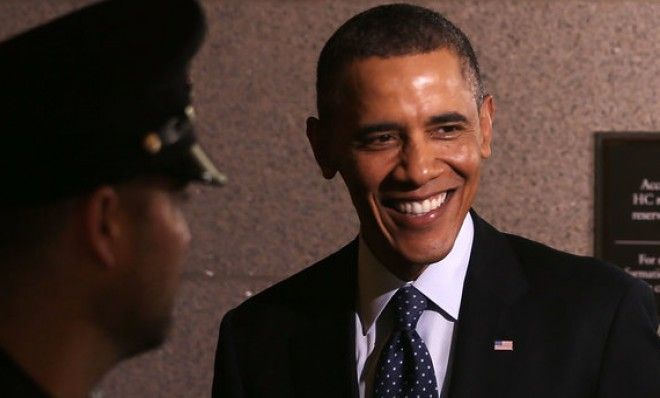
[306, 116, 337, 179]
[478, 94, 495, 159]
[82, 186, 123, 268]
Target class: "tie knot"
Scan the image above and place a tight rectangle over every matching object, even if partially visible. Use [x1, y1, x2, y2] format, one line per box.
[391, 285, 428, 331]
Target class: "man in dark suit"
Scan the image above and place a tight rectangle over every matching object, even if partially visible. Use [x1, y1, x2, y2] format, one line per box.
[213, 4, 660, 397]
[0, 1, 225, 396]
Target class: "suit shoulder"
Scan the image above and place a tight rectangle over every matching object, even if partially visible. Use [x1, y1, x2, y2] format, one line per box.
[504, 233, 647, 297]
[224, 239, 357, 321]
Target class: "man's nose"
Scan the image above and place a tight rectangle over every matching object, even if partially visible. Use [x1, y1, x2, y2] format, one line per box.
[394, 137, 441, 187]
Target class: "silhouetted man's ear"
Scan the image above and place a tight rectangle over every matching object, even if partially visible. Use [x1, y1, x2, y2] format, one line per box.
[83, 186, 122, 268]
[306, 116, 337, 179]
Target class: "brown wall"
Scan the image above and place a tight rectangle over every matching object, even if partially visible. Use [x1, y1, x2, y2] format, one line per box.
[1, 0, 659, 396]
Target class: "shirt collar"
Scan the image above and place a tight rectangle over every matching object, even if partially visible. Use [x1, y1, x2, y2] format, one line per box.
[356, 213, 474, 335]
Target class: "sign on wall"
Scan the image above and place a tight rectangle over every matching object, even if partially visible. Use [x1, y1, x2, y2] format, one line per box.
[595, 132, 660, 316]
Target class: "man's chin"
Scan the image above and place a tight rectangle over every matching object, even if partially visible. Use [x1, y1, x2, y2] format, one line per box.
[393, 235, 454, 261]
[399, 249, 451, 268]
[120, 315, 173, 359]
[377, 243, 453, 280]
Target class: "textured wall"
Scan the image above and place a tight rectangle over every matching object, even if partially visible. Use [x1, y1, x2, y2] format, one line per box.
[1, 0, 659, 396]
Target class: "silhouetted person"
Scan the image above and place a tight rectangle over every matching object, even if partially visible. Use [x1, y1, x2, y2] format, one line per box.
[0, 1, 225, 396]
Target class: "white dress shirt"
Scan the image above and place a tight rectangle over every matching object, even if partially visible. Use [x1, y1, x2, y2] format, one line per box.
[355, 213, 474, 397]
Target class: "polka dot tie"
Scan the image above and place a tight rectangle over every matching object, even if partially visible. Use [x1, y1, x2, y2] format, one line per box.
[373, 286, 438, 398]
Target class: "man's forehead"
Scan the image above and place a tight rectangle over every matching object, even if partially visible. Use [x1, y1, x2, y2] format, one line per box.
[346, 50, 465, 86]
[335, 50, 477, 114]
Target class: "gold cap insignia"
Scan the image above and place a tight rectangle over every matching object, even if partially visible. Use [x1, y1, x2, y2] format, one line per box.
[143, 132, 162, 154]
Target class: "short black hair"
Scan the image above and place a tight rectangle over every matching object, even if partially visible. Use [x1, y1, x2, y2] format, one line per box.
[316, 3, 484, 121]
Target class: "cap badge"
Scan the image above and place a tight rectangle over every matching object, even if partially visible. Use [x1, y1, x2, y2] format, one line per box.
[143, 132, 163, 154]
[184, 105, 196, 121]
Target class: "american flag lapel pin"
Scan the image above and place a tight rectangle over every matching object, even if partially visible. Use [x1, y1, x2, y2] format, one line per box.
[494, 340, 514, 351]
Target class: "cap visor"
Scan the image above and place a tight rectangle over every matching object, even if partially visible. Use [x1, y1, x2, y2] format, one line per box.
[189, 143, 227, 186]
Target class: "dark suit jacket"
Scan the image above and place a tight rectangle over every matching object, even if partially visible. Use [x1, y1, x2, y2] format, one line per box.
[213, 212, 660, 397]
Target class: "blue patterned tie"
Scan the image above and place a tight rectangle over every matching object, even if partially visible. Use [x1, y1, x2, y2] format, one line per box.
[373, 286, 439, 398]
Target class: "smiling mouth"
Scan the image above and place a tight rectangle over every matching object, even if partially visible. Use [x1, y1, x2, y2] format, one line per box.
[384, 191, 450, 216]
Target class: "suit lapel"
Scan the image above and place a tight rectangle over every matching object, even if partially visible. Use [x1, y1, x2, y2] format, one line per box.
[289, 240, 360, 398]
[446, 211, 529, 398]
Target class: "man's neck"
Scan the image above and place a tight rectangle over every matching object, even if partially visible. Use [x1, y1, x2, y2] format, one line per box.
[0, 278, 119, 398]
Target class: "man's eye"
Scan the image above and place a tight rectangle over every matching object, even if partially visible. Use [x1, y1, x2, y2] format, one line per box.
[430, 125, 461, 138]
[360, 133, 399, 148]
[372, 134, 395, 143]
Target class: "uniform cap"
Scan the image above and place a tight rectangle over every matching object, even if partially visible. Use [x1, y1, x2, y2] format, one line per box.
[0, 0, 226, 205]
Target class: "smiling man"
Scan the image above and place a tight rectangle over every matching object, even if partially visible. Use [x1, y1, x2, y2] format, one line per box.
[213, 4, 660, 398]
[311, 49, 492, 283]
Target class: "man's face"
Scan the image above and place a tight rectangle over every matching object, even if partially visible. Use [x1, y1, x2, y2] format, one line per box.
[308, 49, 493, 280]
[114, 177, 192, 354]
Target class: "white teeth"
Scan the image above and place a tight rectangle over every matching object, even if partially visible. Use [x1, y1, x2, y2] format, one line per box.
[394, 192, 448, 216]
[421, 199, 431, 213]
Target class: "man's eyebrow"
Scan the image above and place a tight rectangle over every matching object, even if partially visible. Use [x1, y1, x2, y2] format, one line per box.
[355, 122, 402, 135]
[355, 112, 468, 136]
[427, 112, 469, 125]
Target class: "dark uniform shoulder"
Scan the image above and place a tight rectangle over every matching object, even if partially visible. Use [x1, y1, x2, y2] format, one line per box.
[0, 349, 50, 398]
